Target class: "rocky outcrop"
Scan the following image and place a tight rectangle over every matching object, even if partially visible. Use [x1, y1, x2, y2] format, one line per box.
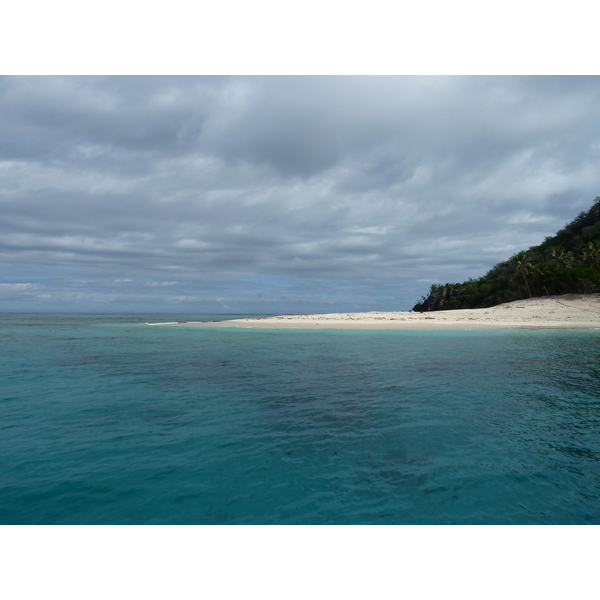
[412, 285, 464, 312]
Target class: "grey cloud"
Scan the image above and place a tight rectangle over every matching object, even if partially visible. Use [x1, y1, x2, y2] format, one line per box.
[0, 76, 217, 162]
[1, 76, 600, 313]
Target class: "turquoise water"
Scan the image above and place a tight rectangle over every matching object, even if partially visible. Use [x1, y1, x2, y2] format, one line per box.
[1, 313, 600, 524]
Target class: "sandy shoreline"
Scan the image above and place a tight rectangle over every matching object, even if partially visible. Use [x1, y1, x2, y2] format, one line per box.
[155, 294, 600, 330]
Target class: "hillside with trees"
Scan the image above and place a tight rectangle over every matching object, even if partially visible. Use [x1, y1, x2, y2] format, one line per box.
[413, 196, 600, 311]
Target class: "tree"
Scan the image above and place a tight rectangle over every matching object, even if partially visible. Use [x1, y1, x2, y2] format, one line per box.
[550, 246, 575, 272]
[582, 240, 600, 270]
[512, 251, 533, 297]
[531, 263, 552, 296]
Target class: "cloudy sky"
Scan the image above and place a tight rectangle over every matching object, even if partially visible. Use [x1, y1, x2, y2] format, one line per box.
[1, 75, 600, 313]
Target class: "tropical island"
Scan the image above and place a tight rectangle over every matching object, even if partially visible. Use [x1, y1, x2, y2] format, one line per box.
[151, 197, 600, 330]
[413, 196, 600, 312]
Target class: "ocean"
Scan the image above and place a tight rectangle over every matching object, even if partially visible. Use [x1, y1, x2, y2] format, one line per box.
[1, 313, 599, 524]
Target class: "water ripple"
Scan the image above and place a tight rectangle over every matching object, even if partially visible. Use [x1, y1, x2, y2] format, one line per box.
[1, 315, 600, 523]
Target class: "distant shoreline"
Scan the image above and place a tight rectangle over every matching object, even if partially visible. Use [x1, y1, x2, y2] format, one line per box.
[153, 294, 600, 330]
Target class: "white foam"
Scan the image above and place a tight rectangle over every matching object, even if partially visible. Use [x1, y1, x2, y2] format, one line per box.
[145, 322, 179, 326]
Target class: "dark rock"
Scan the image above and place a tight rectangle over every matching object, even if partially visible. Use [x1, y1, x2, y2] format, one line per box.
[412, 285, 463, 312]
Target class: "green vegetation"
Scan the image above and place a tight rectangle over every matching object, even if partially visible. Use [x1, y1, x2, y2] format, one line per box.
[413, 196, 600, 311]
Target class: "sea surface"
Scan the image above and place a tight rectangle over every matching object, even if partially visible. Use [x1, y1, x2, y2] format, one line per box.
[1, 313, 600, 525]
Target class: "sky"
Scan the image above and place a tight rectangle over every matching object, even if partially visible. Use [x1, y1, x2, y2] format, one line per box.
[2, 75, 600, 313]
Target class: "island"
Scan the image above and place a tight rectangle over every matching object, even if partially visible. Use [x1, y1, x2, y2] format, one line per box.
[156, 197, 600, 330]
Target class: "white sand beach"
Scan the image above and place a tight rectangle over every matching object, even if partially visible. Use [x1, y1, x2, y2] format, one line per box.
[162, 294, 600, 330]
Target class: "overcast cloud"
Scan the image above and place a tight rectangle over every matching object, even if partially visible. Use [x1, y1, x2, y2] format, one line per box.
[1, 75, 600, 313]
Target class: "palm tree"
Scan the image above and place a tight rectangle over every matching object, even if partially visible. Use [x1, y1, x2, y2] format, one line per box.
[512, 251, 533, 297]
[532, 263, 551, 296]
[550, 246, 574, 272]
[582, 240, 600, 270]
